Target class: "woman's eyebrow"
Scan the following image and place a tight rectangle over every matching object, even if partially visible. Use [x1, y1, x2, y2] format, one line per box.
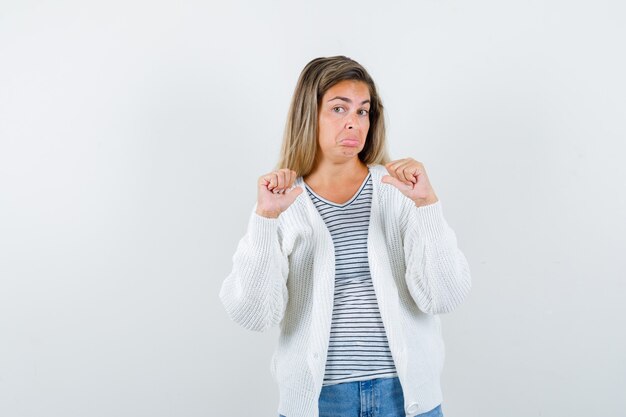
[327, 96, 371, 105]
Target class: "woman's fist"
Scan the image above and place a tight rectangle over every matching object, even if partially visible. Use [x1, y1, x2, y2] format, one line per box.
[381, 158, 439, 207]
[256, 168, 303, 218]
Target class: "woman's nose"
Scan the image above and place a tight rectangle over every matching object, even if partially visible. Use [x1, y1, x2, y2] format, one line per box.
[346, 113, 357, 129]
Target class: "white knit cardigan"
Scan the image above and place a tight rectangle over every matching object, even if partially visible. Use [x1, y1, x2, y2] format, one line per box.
[219, 164, 472, 417]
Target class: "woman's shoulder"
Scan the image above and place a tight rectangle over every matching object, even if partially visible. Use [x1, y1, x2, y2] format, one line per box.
[367, 163, 388, 178]
[367, 163, 407, 205]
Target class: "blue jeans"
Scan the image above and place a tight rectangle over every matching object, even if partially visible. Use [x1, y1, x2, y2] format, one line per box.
[279, 376, 443, 417]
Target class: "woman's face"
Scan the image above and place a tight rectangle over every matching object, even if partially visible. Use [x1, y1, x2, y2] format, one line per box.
[317, 79, 371, 164]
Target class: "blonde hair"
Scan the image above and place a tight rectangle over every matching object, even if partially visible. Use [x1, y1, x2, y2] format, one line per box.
[276, 56, 390, 176]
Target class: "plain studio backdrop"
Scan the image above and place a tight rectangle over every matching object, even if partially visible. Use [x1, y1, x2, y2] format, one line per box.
[1, 1, 625, 416]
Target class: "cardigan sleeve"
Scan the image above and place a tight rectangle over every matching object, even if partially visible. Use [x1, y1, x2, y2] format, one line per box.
[218, 207, 289, 332]
[400, 197, 472, 315]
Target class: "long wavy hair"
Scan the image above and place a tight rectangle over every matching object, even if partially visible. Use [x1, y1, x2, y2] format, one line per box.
[276, 56, 390, 176]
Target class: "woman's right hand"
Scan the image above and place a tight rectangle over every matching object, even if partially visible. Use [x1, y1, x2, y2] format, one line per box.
[256, 168, 303, 218]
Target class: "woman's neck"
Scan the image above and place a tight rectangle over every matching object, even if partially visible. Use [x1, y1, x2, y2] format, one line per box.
[304, 158, 369, 187]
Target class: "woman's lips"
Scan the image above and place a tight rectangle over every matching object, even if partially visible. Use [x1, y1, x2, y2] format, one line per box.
[340, 139, 359, 147]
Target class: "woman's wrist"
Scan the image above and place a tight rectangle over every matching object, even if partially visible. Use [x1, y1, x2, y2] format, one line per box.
[255, 208, 281, 219]
[413, 196, 439, 208]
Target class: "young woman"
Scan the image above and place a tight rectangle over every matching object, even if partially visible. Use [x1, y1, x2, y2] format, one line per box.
[219, 56, 472, 417]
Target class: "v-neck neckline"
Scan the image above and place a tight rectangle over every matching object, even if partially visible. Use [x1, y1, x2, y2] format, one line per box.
[304, 170, 371, 208]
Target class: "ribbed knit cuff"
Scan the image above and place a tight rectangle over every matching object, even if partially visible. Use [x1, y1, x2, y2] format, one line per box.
[248, 209, 280, 245]
[409, 200, 448, 241]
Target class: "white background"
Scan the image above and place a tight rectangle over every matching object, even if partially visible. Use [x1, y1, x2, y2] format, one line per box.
[1, 1, 625, 416]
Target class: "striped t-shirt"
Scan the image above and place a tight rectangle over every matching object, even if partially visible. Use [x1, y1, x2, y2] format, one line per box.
[304, 171, 398, 386]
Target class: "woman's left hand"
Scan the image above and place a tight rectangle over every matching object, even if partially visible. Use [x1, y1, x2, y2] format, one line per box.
[382, 158, 439, 207]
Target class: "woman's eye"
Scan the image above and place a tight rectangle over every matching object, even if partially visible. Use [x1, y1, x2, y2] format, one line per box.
[332, 106, 345, 113]
[359, 109, 369, 116]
